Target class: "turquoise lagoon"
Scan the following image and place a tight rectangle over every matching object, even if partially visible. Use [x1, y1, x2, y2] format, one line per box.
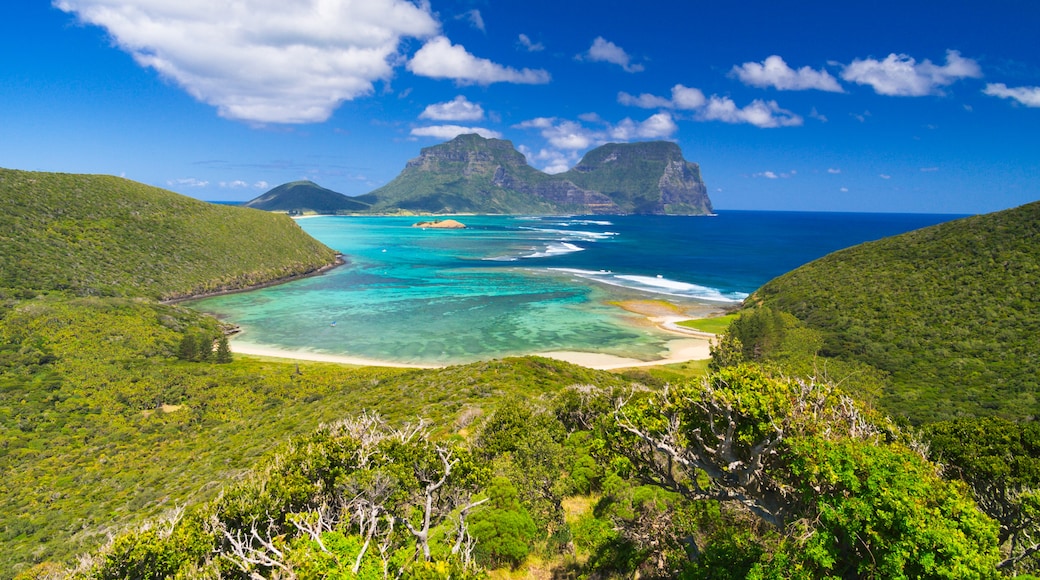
[187, 212, 959, 366]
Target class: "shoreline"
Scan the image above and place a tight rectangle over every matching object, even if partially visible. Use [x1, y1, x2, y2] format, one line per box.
[230, 337, 713, 371]
[229, 304, 718, 371]
[162, 254, 346, 304]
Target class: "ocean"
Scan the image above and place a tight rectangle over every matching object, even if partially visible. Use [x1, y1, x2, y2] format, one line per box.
[186, 211, 963, 366]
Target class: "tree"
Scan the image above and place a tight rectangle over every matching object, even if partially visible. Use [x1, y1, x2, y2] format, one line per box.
[214, 335, 232, 364]
[927, 417, 1040, 572]
[467, 477, 537, 569]
[176, 333, 197, 362]
[611, 365, 1002, 576]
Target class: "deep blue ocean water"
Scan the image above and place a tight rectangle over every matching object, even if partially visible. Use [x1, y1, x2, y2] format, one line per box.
[187, 211, 963, 365]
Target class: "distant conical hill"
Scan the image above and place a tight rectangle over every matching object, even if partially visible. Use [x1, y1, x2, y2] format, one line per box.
[0, 169, 338, 300]
[356, 133, 713, 215]
[245, 180, 369, 214]
[750, 200, 1040, 423]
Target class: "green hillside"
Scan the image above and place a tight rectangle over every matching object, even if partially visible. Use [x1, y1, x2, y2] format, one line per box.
[0, 169, 337, 300]
[244, 180, 370, 214]
[749, 200, 1040, 423]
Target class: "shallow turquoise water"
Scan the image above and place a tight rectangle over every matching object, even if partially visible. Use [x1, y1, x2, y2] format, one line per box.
[187, 212, 959, 365]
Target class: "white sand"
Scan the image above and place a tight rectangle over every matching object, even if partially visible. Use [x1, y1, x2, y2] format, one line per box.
[230, 343, 438, 369]
[230, 310, 716, 371]
[538, 337, 711, 370]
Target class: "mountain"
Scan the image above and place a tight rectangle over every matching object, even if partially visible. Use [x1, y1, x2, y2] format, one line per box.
[0, 169, 338, 300]
[748, 200, 1040, 423]
[356, 133, 713, 215]
[244, 180, 370, 214]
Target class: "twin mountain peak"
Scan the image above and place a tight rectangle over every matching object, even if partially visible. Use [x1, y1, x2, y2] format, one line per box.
[246, 133, 713, 215]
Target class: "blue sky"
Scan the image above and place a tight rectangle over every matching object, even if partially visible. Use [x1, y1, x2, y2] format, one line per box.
[2, 0, 1039, 213]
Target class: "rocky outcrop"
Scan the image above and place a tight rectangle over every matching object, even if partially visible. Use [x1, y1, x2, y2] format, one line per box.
[356, 134, 713, 215]
[413, 219, 467, 229]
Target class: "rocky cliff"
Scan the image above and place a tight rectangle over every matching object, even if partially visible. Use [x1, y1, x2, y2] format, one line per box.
[356, 134, 713, 215]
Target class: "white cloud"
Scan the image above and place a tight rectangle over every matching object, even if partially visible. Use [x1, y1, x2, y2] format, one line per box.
[456, 9, 485, 32]
[618, 84, 705, 110]
[809, 107, 828, 122]
[699, 96, 803, 128]
[983, 83, 1040, 107]
[254, 181, 270, 189]
[518, 33, 544, 52]
[410, 125, 502, 140]
[732, 55, 843, 92]
[840, 187, 849, 192]
[879, 174, 892, 179]
[581, 37, 644, 73]
[167, 177, 209, 188]
[408, 36, 550, 85]
[841, 50, 982, 96]
[419, 95, 484, 121]
[609, 113, 678, 140]
[220, 180, 250, 189]
[514, 112, 678, 173]
[827, 168, 841, 174]
[518, 145, 578, 174]
[618, 85, 799, 128]
[753, 170, 796, 179]
[56, 0, 439, 124]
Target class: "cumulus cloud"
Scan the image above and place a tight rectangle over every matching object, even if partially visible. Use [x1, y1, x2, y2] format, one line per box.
[221, 180, 250, 189]
[581, 37, 644, 73]
[841, 50, 982, 96]
[514, 113, 678, 173]
[518, 33, 544, 52]
[254, 181, 270, 189]
[879, 174, 892, 179]
[699, 96, 803, 128]
[827, 168, 841, 174]
[608, 113, 678, 140]
[517, 145, 578, 174]
[618, 84, 705, 110]
[732, 55, 843, 92]
[753, 170, 796, 179]
[983, 83, 1040, 107]
[408, 36, 550, 85]
[410, 125, 502, 140]
[419, 95, 484, 121]
[618, 85, 799, 128]
[56, 0, 440, 124]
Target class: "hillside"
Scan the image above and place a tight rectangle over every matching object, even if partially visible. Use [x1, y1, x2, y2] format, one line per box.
[0, 169, 338, 300]
[244, 180, 370, 214]
[750, 200, 1040, 423]
[356, 133, 713, 215]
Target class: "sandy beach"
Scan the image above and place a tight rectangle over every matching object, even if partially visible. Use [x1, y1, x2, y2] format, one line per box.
[230, 299, 717, 371]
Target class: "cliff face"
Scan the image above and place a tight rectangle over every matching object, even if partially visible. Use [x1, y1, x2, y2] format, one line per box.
[357, 134, 713, 215]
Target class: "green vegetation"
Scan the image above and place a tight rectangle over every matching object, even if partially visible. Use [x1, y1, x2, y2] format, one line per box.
[746, 200, 1040, 424]
[0, 169, 337, 300]
[5, 166, 1040, 577]
[40, 365, 1014, 579]
[676, 313, 738, 334]
[563, 141, 712, 215]
[355, 133, 713, 215]
[244, 180, 370, 214]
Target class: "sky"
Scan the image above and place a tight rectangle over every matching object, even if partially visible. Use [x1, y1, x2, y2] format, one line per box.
[2, 1, 1039, 213]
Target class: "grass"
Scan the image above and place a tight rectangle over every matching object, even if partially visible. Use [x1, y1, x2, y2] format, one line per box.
[676, 313, 738, 334]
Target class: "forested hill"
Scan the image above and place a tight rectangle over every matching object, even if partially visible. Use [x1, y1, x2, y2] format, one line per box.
[751, 200, 1040, 423]
[0, 169, 337, 300]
